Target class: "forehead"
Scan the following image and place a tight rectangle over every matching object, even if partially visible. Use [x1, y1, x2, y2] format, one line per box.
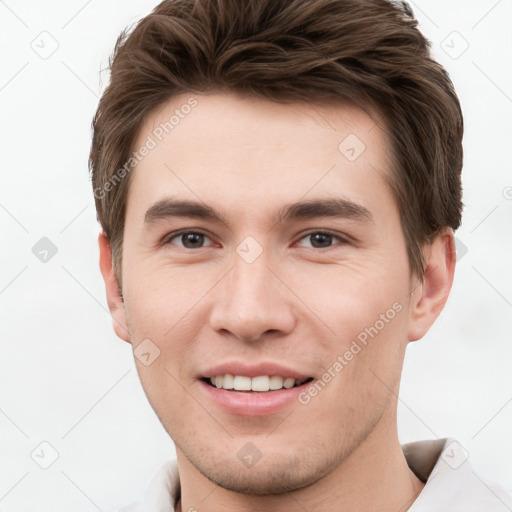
[127, 92, 394, 226]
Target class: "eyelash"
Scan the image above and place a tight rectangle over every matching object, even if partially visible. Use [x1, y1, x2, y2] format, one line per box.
[161, 229, 350, 250]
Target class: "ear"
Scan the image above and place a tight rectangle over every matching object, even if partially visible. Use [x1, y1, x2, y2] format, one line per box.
[98, 230, 131, 343]
[407, 228, 456, 342]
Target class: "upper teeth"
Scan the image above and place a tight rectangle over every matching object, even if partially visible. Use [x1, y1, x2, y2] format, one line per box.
[209, 375, 307, 392]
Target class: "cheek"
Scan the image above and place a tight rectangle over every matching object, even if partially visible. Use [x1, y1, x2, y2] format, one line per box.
[123, 262, 211, 336]
[296, 307, 407, 437]
[298, 262, 409, 398]
[134, 360, 198, 440]
[298, 260, 407, 337]
[123, 264, 223, 415]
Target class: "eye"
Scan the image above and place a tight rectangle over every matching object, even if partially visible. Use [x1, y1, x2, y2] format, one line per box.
[295, 231, 348, 249]
[163, 230, 214, 249]
[162, 230, 349, 250]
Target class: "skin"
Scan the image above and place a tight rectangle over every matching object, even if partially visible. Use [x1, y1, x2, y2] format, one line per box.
[99, 92, 456, 512]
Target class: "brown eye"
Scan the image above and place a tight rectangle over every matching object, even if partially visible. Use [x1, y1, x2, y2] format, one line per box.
[296, 231, 347, 249]
[165, 231, 212, 249]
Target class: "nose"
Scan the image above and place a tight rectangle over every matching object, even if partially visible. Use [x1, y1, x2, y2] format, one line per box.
[208, 249, 297, 343]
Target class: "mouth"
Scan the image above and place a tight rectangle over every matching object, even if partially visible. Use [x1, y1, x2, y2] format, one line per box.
[201, 375, 315, 393]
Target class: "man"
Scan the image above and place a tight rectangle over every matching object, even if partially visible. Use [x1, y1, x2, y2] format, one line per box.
[90, 0, 512, 510]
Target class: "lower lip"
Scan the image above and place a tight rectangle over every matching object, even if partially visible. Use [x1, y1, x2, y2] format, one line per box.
[198, 379, 312, 416]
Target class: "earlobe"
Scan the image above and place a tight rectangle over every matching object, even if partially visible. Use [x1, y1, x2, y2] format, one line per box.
[407, 228, 456, 342]
[98, 231, 131, 343]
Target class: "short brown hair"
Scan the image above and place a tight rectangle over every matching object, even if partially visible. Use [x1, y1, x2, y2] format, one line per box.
[89, 0, 463, 286]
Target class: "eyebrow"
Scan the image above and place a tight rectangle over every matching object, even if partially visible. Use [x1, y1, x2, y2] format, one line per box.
[143, 197, 373, 227]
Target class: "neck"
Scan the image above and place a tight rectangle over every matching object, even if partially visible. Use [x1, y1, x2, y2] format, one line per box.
[175, 412, 424, 512]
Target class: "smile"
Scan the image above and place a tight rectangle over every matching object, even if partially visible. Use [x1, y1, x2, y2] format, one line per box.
[204, 374, 314, 392]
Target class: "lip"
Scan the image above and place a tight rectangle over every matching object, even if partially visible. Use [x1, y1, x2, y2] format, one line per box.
[198, 378, 313, 416]
[197, 360, 314, 416]
[199, 361, 311, 380]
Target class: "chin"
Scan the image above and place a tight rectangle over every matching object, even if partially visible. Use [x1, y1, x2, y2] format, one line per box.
[197, 458, 327, 495]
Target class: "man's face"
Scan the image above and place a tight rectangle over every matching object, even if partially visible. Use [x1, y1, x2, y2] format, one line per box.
[116, 93, 419, 493]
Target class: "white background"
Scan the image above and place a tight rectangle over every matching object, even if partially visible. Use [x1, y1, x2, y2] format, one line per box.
[1, 0, 511, 510]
